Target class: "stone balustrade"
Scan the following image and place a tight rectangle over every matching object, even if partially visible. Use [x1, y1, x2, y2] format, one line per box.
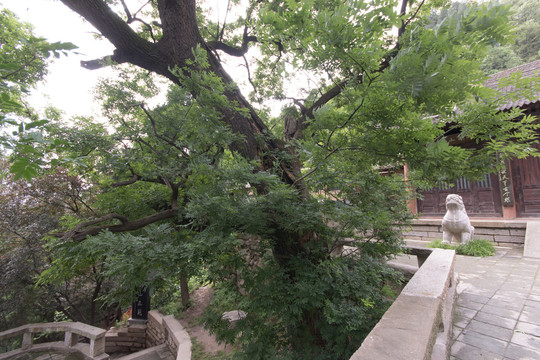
[0, 321, 108, 360]
[350, 248, 458, 360]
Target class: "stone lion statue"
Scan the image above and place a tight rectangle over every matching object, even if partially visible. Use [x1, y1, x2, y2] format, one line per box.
[441, 194, 474, 245]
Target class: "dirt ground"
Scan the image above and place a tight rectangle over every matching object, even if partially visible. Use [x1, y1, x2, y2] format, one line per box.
[177, 286, 231, 356]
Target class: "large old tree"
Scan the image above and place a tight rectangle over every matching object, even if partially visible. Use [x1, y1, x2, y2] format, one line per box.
[32, 0, 539, 358]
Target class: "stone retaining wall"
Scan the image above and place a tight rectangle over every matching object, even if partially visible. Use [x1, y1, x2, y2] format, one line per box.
[403, 219, 527, 246]
[146, 311, 165, 348]
[146, 310, 191, 360]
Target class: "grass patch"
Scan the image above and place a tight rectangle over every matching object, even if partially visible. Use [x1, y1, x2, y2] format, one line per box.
[427, 239, 496, 257]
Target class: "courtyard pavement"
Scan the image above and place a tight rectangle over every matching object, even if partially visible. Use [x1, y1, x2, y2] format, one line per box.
[451, 246, 540, 360]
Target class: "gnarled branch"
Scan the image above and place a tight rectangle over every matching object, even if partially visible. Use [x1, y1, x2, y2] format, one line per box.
[80, 48, 133, 69]
[110, 173, 140, 187]
[207, 33, 258, 57]
[56, 208, 178, 242]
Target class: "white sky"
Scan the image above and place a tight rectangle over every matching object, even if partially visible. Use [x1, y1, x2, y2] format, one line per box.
[1, 0, 117, 119]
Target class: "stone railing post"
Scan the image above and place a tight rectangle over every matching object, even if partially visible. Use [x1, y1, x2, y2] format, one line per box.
[89, 336, 106, 357]
[64, 331, 79, 347]
[21, 331, 33, 350]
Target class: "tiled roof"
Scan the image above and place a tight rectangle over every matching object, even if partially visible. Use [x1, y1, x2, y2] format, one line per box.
[484, 60, 540, 111]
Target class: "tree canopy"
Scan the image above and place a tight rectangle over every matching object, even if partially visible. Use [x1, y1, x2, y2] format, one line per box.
[0, 8, 76, 180]
[2, 0, 540, 359]
[479, 0, 540, 75]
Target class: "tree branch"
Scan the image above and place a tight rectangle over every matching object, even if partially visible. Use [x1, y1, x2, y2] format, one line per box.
[291, 147, 340, 187]
[243, 55, 257, 95]
[0, 55, 37, 80]
[110, 173, 140, 187]
[139, 104, 190, 157]
[80, 52, 126, 69]
[61, 0, 172, 78]
[207, 34, 258, 57]
[304, 80, 348, 119]
[399, 0, 425, 38]
[302, 0, 427, 123]
[56, 208, 178, 242]
[120, 0, 157, 43]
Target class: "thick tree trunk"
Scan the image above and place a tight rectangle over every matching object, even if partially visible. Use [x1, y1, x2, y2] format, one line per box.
[179, 274, 190, 309]
[60, 0, 296, 183]
[60, 0, 323, 281]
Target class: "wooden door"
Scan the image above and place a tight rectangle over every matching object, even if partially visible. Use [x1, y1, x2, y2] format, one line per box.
[511, 148, 540, 217]
[418, 173, 503, 217]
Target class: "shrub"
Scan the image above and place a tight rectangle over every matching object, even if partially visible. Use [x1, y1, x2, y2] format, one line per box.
[427, 239, 495, 257]
[456, 239, 496, 257]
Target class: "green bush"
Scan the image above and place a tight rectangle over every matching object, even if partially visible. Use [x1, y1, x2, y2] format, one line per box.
[456, 239, 496, 257]
[157, 301, 184, 319]
[427, 239, 495, 257]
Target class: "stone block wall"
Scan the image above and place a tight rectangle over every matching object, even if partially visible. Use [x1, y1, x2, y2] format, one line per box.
[402, 219, 527, 247]
[146, 310, 191, 360]
[104, 320, 146, 353]
[146, 310, 165, 348]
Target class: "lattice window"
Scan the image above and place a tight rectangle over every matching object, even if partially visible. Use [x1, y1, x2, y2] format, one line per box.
[456, 177, 471, 190]
[475, 174, 492, 189]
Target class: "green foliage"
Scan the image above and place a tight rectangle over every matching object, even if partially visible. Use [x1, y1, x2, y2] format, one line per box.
[480, 46, 523, 75]
[203, 256, 401, 360]
[456, 239, 497, 257]
[41, 224, 197, 306]
[428, 239, 496, 257]
[0, 9, 76, 180]
[0, 166, 116, 330]
[427, 239, 455, 250]
[157, 300, 185, 319]
[504, 0, 540, 62]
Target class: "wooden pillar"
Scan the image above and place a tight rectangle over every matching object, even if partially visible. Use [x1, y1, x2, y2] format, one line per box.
[499, 158, 517, 219]
[403, 164, 418, 215]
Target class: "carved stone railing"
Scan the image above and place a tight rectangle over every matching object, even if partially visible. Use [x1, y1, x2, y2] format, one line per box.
[0, 322, 108, 360]
[351, 248, 458, 360]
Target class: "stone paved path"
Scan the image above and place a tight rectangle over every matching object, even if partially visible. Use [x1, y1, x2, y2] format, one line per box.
[113, 344, 174, 360]
[452, 247, 540, 360]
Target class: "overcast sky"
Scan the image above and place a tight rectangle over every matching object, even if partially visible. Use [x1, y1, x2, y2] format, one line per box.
[1, 0, 123, 119]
